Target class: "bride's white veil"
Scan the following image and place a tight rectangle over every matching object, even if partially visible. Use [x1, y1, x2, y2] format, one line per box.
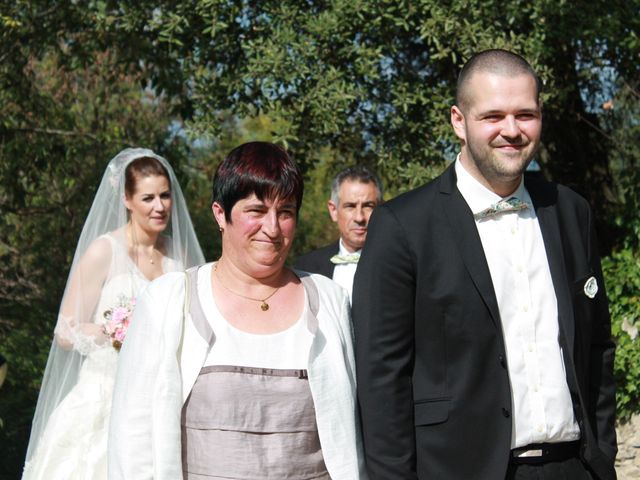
[24, 148, 204, 465]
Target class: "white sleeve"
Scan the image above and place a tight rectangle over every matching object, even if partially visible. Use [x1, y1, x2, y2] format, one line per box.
[108, 273, 186, 480]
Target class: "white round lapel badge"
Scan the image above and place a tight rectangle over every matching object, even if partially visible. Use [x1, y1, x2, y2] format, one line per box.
[584, 276, 598, 299]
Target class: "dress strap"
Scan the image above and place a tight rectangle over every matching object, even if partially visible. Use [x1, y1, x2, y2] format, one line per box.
[185, 266, 215, 345]
[187, 267, 319, 343]
[298, 273, 320, 335]
[300, 274, 319, 317]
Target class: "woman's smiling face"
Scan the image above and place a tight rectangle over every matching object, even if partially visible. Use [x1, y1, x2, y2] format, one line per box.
[213, 193, 297, 276]
[124, 174, 172, 234]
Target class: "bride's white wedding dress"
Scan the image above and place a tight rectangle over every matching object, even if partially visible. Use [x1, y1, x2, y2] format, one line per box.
[23, 234, 178, 480]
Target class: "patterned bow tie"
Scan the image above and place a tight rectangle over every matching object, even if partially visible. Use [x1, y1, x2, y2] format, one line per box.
[330, 253, 360, 265]
[473, 197, 529, 220]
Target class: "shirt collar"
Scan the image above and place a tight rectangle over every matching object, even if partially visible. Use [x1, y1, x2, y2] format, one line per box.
[454, 153, 529, 215]
[338, 238, 361, 256]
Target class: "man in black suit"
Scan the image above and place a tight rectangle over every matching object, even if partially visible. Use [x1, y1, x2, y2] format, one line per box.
[353, 49, 617, 480]
[295, 166, 382, 302]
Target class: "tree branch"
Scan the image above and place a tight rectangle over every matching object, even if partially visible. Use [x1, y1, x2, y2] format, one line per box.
[6, 127, 99, 141]
[576, 113, 613, 142]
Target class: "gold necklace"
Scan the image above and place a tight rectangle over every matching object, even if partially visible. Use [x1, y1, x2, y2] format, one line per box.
[214, 264, 280, 311]
[128, 224, 158, 265]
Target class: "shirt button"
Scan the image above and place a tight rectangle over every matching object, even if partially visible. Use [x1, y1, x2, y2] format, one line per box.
[502, 408, 511, 418]
[537, 425, 544, 432]
[533, 385, 539, 393]
[523, 305, 529, 312]
[511, 228, 516, 235]
[517, 265, 524, 273]
[499, 355, 506, 368]
[528, 344, 534, 352]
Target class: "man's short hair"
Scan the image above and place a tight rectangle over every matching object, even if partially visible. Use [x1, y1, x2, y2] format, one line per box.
[330, 166, 383, 205]
[456, 49, 542, 111]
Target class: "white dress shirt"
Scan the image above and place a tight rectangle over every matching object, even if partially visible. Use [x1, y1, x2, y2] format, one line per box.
[455, 158, 580, 448]
[332, 239, 360, 304]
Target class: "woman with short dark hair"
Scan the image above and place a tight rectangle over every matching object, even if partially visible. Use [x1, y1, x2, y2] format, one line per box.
[109, 142, 365, 479]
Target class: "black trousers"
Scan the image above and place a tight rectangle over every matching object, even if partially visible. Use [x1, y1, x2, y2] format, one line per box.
[506, 457, 594, 480]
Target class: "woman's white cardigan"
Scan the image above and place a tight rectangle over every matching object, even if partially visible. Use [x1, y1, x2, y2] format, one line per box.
[108, 266, 366, 479]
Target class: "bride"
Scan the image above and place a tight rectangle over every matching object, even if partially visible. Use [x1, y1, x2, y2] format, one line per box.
[22, 148, 204, 480]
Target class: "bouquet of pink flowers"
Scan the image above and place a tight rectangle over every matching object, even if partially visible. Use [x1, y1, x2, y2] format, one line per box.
[103, 296, 136, 351]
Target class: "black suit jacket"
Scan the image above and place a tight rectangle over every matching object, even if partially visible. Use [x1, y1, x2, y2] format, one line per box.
[352, 165, 617, 480]
[294, 242, 339, 279]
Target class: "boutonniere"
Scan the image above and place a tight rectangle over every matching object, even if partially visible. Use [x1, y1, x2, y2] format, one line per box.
[583, 276, 598, 299]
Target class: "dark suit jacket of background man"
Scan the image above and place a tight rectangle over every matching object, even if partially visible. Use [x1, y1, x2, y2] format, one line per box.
[294, 242, 339, 278]
[352, 164, 617, 480]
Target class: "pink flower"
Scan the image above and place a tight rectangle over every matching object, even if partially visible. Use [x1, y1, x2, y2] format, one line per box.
[114, 327, 127, 343]
[103, 296, 135, 351]
[111, 306, 130, 323]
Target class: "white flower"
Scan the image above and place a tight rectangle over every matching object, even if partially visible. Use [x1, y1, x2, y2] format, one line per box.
[621, 317, 638, 341]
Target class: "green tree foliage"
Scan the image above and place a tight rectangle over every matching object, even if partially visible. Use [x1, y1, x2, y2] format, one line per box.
[599, 81, 640, 422]
[78, 0, 639, 250]
[6, 1, 637, 248]
[603, 249, 640, 421]
[604, 81, 640, 247]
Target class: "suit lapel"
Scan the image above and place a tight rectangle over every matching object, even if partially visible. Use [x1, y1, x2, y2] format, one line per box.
[438, 166, 576, 351]
[439, 166, 502, 328]
[526, 178, 575, 357]
[324, 242, 339, 278]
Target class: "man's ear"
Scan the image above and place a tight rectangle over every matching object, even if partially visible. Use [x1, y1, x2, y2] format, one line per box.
[327, 199, 339, 223]
[450, 105, 466, 142]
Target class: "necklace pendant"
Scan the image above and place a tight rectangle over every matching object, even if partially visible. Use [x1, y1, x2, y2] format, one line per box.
[149, 258, 154, 264]
[260, 302, 269, 311]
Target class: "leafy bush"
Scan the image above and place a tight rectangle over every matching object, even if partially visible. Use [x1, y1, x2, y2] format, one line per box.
[602, 247, 640, 421]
